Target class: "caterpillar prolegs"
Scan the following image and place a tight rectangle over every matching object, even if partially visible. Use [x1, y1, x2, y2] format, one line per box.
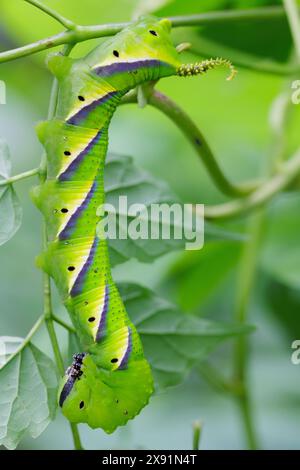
[32, 16, 235, 432]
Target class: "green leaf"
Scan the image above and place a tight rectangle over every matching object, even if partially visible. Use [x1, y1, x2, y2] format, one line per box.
[0, 139, 22, 246]
[265, 279, 300, 339]
[261, 193, 300, 289]
[105, 153, 244, 266]
[155, 0, 291, 66]
[0, 343, 58, 450]
[168, 241, 242, 311]
[120, 282, 253, 389]
[0, 336, 23, 367]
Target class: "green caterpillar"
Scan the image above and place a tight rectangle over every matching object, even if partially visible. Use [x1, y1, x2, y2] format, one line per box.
[31, 15, 235, 433]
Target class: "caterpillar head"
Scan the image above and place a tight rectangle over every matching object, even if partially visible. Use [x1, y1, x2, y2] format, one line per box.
[84, 15, 236, 82]
[85, 16, 181, 74]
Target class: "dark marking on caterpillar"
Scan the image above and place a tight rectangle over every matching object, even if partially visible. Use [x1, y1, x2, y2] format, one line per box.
[113, 50, 119, 57]
[78, 95, 85, 101]
[59, 353, 85, 407]
[64, 150, 71, 156]
[111, 358, 118, 363]
[195, 137, 202, 146]
[68, 266, 75, 272]
[79, 401, 85, 409]
[149, 30, 158, 36]
[88, 317, 96, 322]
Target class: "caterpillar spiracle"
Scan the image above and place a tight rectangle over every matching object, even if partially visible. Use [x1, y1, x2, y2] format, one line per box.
[31, 16, 235, 433]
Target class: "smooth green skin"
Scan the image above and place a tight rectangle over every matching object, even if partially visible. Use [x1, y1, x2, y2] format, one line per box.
[32, 16, 181, 432]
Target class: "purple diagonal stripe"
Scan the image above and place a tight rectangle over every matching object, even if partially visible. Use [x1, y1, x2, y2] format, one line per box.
[59, 376, 76, 407]
[67, 91, 119, 126]
[118, 326, 132, 370]
[70, 236, 99, 297]
[94, 59, 162, 77]
[59, 129, 103, 182]
[59, 180, 97, 241]
[96, 284, 109, 342]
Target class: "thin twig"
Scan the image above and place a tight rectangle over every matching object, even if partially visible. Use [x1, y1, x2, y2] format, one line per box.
[53, 314, 75, 333]
[204, 148, 300, 219]
[0, 315, 45, 370]
[283, 0, 300, 61]
[122, 89, 260, 198]
[192, 421, 202, 450]
[0, 6, 294, 64]
[0, 167, 40, 187]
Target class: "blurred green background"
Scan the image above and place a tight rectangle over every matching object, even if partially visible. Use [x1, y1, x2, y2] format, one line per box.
[1, 0, 300, 450]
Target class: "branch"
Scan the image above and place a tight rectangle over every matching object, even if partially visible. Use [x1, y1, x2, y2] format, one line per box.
[204, 148, 300, 219]
[0, 6, 292, 64]
[24, 0, 76, 30]
[233, 213, 263, 450]
[0, 167, 40, 187]
[122, 89, 260, 198]
[283, 0, 300, 61]
[0, 315, 45, 370]
[192, 421, 202, 451]
[168, 5, 288, 27]
[53, 314, 75, 333]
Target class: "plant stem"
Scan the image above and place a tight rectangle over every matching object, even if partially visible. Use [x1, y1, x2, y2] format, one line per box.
[24, 0, 76, 30]
[0, 314, 45, 370]
[231, 81, 293, 449]
[70, 423, 83, 450]
[283, 0, 300, 61]
[0, 6, 294, 64]
[233, 213, 264, 450]
[122, 89, 259, 198]
[192, 420, 202, 450]
[204, 147, 300, 219]
[0, 167, 40, 187]
[169, 5, 288, 27]
[53, 314, 76, 333]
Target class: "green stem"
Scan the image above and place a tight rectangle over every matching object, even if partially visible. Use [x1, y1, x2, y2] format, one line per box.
[0, 167, 40, 187]
[45, 317, 65, 375]
[122, 89, 259, 198]
[70, 423, 83, 450]
[192, 421, 202, 450]
[283, 0, 300, 61]
[53, 314, 76, 333]
[0, 6, 293, 64]
[204, 147, 300, 219]
[169, 5, 288, 27]
[233, 213, 264, 450]
[24, 0, 76, 30]
[231, 82, 292, 450]
[0, 315, 45, 371]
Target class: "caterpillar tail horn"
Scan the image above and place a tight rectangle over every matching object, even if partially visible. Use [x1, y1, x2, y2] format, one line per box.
[177, 58, 237, 81]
